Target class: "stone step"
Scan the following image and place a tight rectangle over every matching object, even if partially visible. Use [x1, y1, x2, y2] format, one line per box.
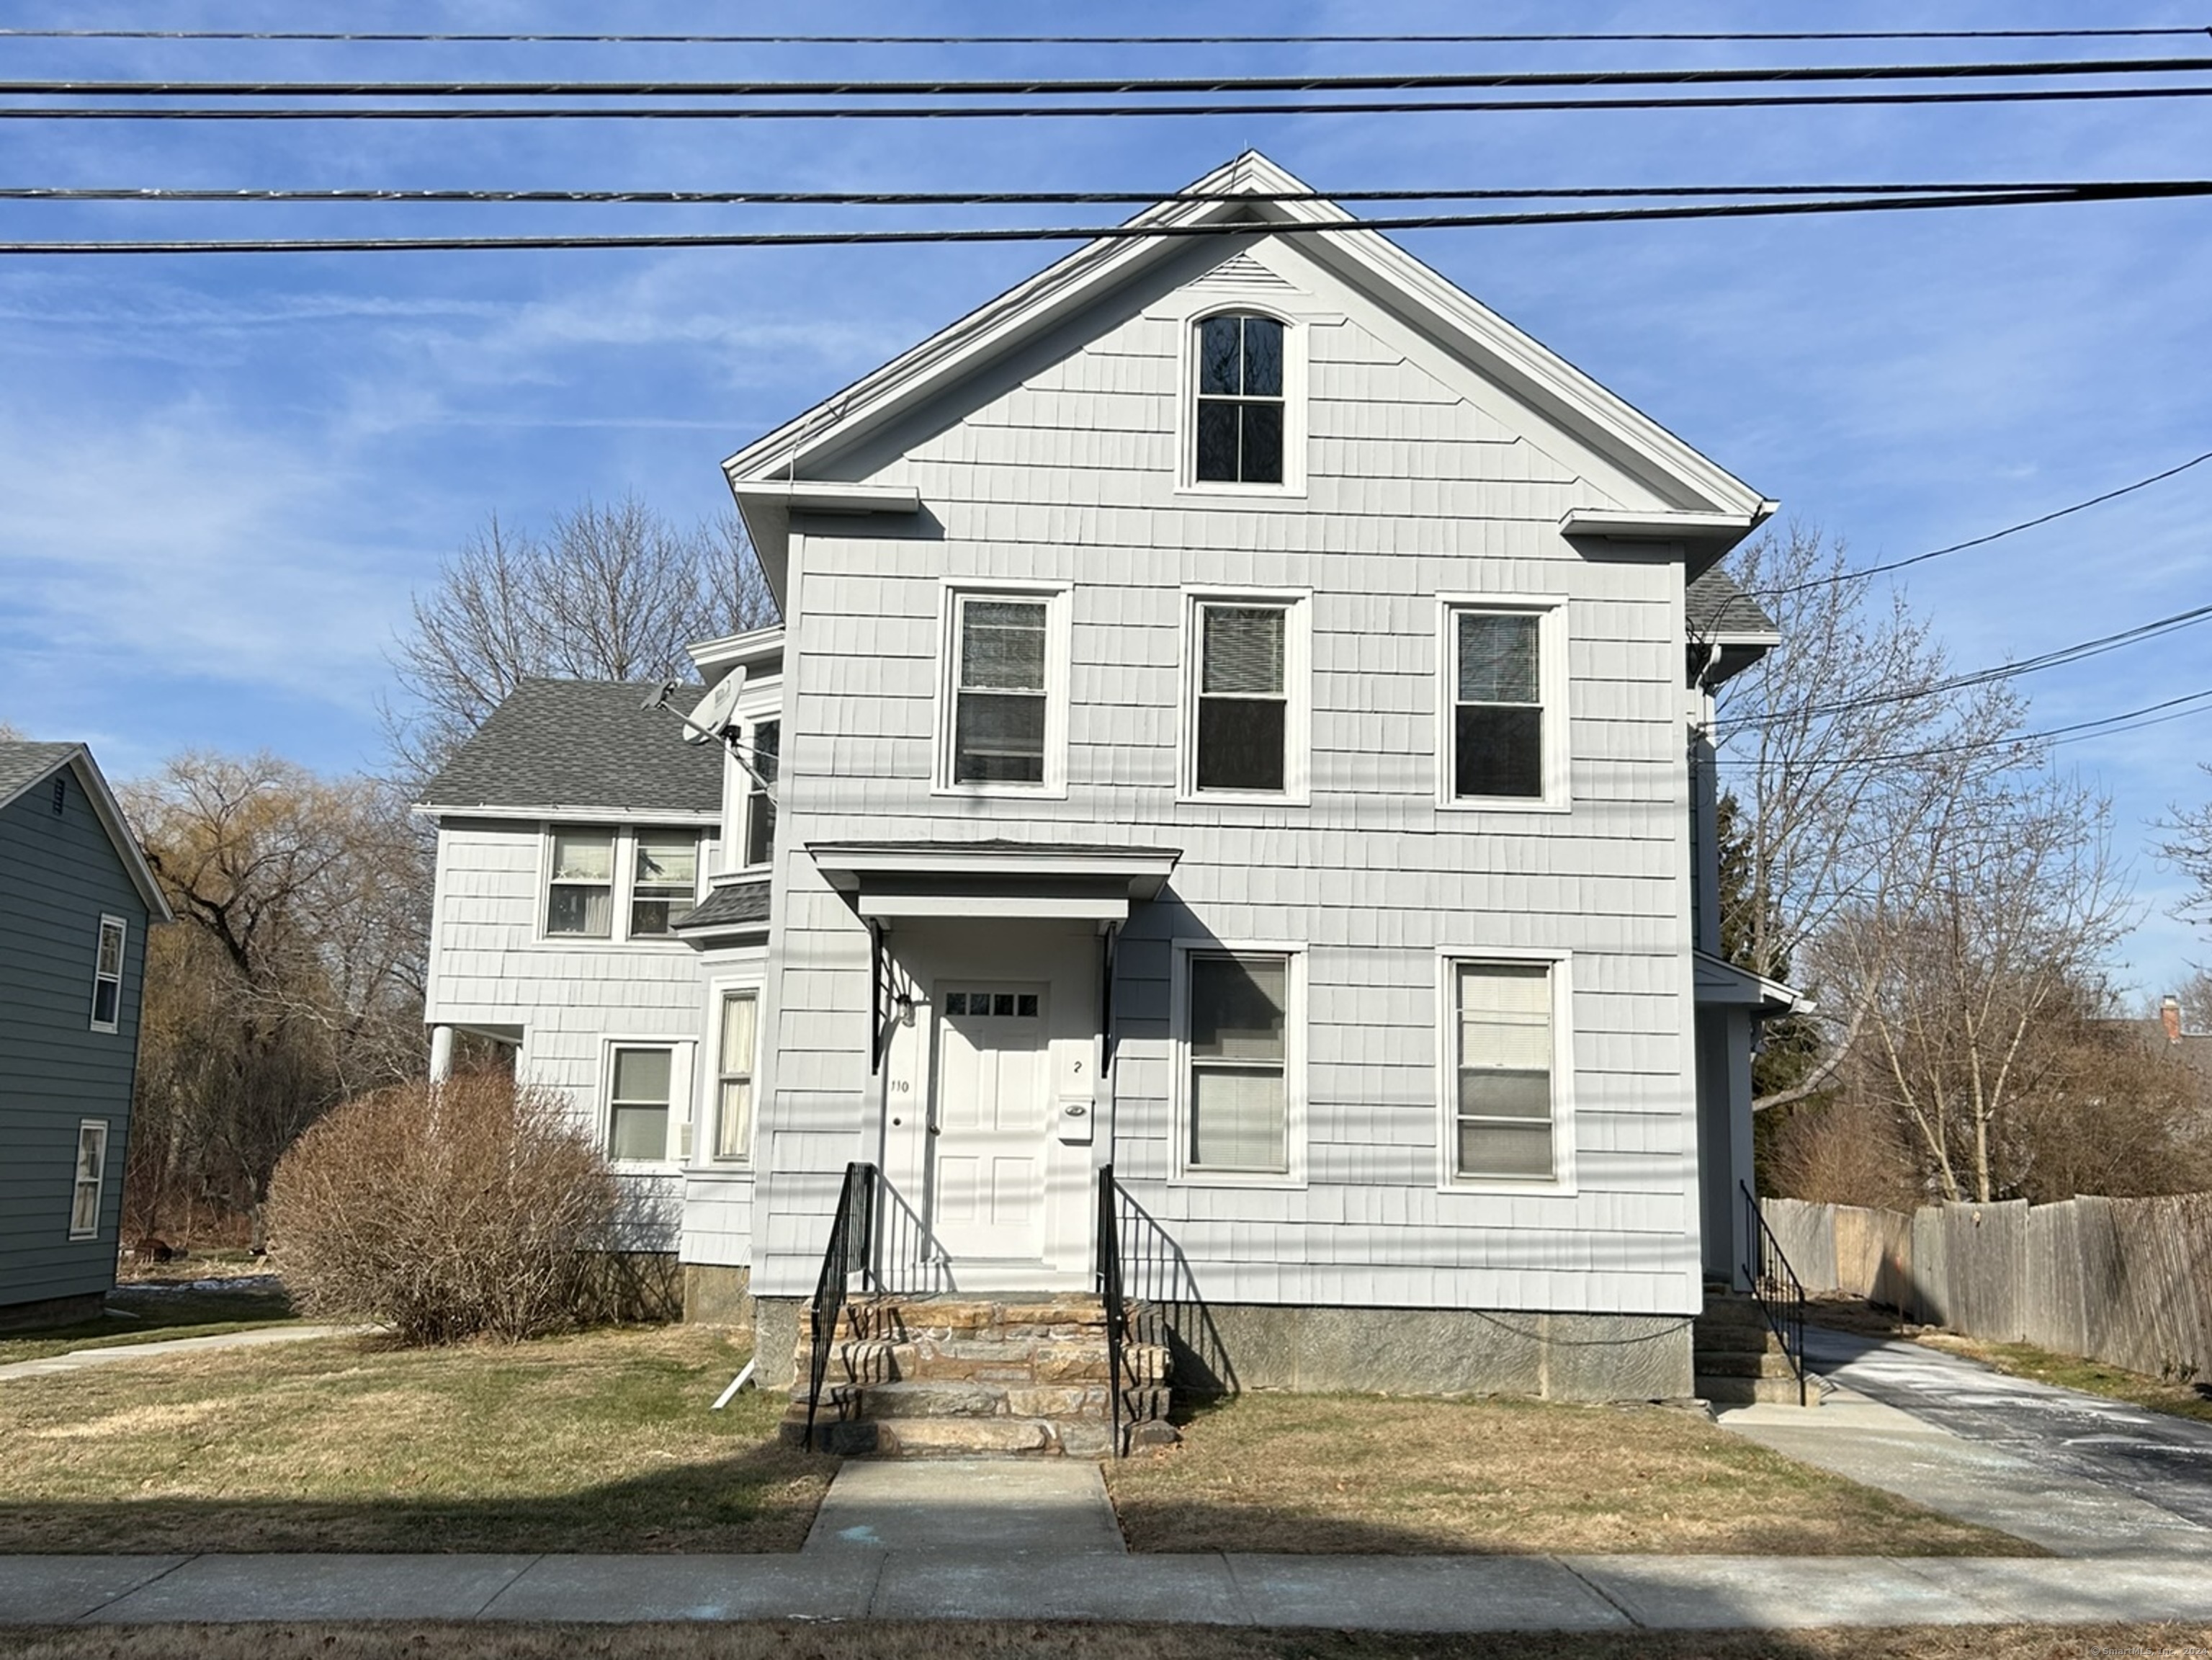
[1692, 1319, 1784, 1357]
[1698, 1296, 1774, 1331]
[826, 1296, 1113, 1344]
[1697, 1370, 1816, 1407]
[1692, 1349, 1800, 1380]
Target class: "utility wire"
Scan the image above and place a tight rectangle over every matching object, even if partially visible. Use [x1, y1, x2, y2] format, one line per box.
[3, 27, 2207, 45]
[13, 58, 2212, 97]
[1804, 687, 2212, 767]
[1756, 447, 2212, 597]
[0, 180, 2172, 207]
[1716, 602, 2212, 731]
[7, 182, 2211, 255]
[14, 86, 2212, 122]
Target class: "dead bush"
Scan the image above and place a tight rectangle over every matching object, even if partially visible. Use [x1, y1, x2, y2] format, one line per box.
[267, 1071, 621, 1344]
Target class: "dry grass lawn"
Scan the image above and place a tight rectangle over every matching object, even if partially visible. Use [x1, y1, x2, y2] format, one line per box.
[0, 1326, 827, 1553]
[0, 1623, 2200, 1660]
[1107, 1393, 2034, 1556]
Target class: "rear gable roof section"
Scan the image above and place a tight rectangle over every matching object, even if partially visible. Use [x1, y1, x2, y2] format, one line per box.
[722, 149, 1774, 599]
[416, 679, 724, 820]
[1686, 566, 1781, 687]
[0, 740, 174, 922]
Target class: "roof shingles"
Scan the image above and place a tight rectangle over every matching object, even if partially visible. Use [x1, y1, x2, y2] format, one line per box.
[420, 680, 722, 815]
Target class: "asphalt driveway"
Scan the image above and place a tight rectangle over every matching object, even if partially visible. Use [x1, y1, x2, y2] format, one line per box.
[1719, 1323, 2212, 1556]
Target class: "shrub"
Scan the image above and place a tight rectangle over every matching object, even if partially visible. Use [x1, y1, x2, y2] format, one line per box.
[268, 1071, 622, 1344]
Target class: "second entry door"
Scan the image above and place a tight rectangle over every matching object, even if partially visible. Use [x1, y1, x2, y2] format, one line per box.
[931, 984, 1049, 1262]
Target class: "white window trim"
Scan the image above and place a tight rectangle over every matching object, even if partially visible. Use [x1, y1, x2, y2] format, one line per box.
[1169, 938, 1307, 1189]
[1436, 593, 1572, 815]
[89, 914, 126, 1034]
[737, 718, 780, 874]
[932, 579, 1073, 799]
[537, 826, 703, 947]
[1179, 586, 1312, 806]
[1434, 947, 1578, 1196]
[600, 1035, 694, 1169]
[1173, 300, 1312, 499]
[706, 983, 763, 1167]
[69, 1119, 109, 1240]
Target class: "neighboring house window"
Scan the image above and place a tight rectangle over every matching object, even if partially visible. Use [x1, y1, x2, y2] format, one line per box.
[606, 1045, 673, 1162]
[545, 829, 616, 937]
[1194, 313, 1285, 484]
[70, 1120, 109, 1239]
[743, 721, 779, 867]
[715, 991, 758, 1161]
[1442, 600, 1565, 806]
[939, 586, 1067, 792]
[89, 916, 125, 1032]
[1184, 951, 1292, 1175]
[1186, 593, 1308, 799]
[630, 832, 699, 937]
[1451, 960, 1560, 1182]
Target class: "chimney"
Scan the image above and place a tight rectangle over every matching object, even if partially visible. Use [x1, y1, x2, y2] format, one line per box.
[2162, 996, 2184, 1044]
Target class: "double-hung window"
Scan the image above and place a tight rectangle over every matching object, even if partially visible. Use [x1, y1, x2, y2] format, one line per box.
[1448, 960, 1567, 1184]
[1442, 600, 1565, 807]
[743, 721, 779, 867]
[940, 586, 1067, 792]
[89, 917, 125, 1032]
[606, 1045, 673, 1163]
[1194, 313, 1286, 485]
[630, 833, 699, 937]
[1183, 950, 1294, 1177]
[70, 1120, 109, 1239]
[714, 991, 758, 1162]
[1186, 594, 1307, 799]
[546, 830, 617, 937]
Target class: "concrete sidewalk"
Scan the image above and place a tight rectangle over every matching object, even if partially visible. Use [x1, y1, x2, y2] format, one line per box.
[6, 1549, 2212, 1630]
[0, 1325, 359, 1383]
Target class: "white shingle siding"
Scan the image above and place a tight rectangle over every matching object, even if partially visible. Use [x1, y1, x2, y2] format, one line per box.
[425, 820, 766, 1259]
[753, 236, 1702, 1313]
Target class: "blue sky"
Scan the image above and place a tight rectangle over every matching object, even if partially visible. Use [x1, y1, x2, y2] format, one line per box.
[2, 1, 2209, 1000]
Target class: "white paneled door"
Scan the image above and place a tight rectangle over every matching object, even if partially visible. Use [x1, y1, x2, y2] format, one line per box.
[931, 984, 1049, 1262]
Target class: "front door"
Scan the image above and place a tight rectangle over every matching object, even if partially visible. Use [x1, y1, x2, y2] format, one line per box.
[930, 983, 1049, 1263]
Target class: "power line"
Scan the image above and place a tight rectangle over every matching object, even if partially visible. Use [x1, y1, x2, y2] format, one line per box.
[14, 86, 2212, 122]
[0, 180, 2174, 207]
[1716, 602, 2212, 732]
[13, 58, 2212, 98]
[1806, 687, 2212, 767]
[6, 182, 2211, 255]
[1756, 447, 2212, 597]
[2, 27, 2206, 45]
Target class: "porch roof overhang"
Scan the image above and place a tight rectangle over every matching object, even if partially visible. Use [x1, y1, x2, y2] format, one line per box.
[1693, 950, 1811, 1016]
[807, 838, 1180, 922]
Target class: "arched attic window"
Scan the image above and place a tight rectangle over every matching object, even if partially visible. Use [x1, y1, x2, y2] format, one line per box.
[1194, 313, 1286, 485]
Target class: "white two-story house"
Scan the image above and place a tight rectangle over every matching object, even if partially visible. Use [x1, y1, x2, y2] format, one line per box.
[418, 152, 1796, 1402]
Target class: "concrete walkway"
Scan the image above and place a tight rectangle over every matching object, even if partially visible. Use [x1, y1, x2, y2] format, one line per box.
[0, 1325, 359, 1383]
[1719, 1326, 2212, 1558]
[7, 1548, 2212, 1629]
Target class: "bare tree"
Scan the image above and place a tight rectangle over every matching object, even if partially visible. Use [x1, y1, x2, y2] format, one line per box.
[125, 753, 428, 1246]
[383, 496, 776, 785]
[1817, 770, 2137, 1202]
[2162, 767, 2212, 943]
[1713, 523, 2036, 1111]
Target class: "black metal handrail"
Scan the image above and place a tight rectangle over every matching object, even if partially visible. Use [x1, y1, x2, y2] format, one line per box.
[1097, 1163, 1128, 1458]
[803, 1161, 878, 1452]
[1739, 1179, 1807, 1407]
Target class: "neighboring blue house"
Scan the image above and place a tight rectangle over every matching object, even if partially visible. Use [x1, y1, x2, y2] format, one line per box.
[0, 741, 171, 1329]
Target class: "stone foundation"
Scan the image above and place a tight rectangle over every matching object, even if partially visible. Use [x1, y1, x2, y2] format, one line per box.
[681, 1264, 753, 1329]
[758, 1295, 1693, 1401]
[1164, 1303, 1696, 1402]
[0, 1291, 107, 1334]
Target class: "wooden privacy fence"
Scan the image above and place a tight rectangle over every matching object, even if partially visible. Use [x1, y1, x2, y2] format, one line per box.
[1763, 1193, 2212, 1382]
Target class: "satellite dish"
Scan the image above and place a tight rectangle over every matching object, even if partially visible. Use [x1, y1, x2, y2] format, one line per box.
[684, 674, 744, 745]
